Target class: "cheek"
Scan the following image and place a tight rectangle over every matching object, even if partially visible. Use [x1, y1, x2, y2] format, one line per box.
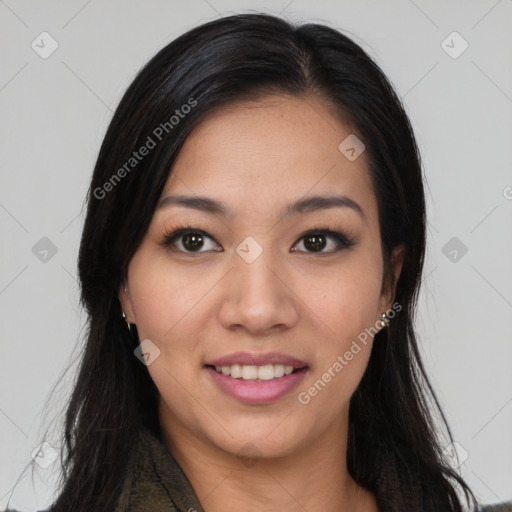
[127, 250, 215, 346]
[300, 277, 379, 414]
[305, 257, 383, 340]
[298, 253, 382, 404]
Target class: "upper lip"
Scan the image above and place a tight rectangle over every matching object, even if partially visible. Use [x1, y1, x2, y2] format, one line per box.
[205, 352, 308, 368]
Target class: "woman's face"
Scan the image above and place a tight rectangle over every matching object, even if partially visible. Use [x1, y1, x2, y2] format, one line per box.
[120, 94, 403, 460]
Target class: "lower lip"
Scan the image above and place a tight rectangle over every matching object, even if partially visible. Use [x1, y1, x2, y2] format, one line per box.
[205, 366, 308, 405]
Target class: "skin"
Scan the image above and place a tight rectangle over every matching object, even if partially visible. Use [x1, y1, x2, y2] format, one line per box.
[119, 94, 404, 512]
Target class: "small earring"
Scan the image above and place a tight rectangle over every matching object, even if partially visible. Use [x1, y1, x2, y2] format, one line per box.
[121, 286, 134, 332]
[379, 312, 389, 328]
[121, 310, 133, 331]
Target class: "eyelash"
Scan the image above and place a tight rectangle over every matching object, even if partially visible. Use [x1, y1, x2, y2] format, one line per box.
[158, 223, 356, 256]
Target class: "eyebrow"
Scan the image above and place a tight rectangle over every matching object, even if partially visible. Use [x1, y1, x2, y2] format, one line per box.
[157, 194, 365, 221]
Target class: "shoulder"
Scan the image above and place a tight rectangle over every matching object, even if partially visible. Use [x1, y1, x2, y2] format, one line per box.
[117, 425, 204, 512]
[5, 509, 54, 512]
[479, 502, 512, 512]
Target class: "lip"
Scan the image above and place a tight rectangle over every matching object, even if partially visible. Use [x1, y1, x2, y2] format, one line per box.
[205, 366, 308, 405]
[205, 351, 308, 368]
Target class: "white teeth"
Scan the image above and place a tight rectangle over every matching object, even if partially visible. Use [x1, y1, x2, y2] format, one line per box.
[213, 363, 299, 380]
[257, 365, 275, 380]
[242, 365, 258, 379]
[273, 364, 285, 378]
[230, 364, 243, 378]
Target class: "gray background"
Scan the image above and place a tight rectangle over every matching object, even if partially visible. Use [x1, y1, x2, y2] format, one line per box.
[1, 0, 511, 509]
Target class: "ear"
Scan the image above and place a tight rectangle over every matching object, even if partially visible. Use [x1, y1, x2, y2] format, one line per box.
[118, 282, 136, 324]
[379, 244, 405, 312]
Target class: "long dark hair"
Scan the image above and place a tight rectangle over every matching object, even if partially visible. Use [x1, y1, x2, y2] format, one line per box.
[44, 13, 476, 512]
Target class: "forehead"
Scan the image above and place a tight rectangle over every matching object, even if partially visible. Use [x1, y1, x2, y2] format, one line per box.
[161, 94, 377, 221]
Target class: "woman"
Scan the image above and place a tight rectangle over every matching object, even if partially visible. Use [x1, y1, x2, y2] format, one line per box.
[6, 12, 509, 512]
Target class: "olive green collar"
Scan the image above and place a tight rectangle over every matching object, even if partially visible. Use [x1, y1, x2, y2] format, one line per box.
[121, 426, 204, 512]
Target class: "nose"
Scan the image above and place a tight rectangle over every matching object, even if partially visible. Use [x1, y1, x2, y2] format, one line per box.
[218, 246, 300, 335]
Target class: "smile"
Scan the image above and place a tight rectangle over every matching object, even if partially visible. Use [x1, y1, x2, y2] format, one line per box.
[205, 360, 308, 405]
[213, 363, 296, 380]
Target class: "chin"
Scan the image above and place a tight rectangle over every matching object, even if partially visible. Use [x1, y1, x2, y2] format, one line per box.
[203, 415, 313, 462]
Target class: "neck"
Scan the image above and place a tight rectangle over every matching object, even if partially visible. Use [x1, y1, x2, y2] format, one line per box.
[159, 410, 377, 512]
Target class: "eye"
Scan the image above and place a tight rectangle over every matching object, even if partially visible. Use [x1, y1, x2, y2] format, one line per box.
[160, 227, 221, 254]
[159, 225, 355, 255]
[292, 229, 355, 254]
